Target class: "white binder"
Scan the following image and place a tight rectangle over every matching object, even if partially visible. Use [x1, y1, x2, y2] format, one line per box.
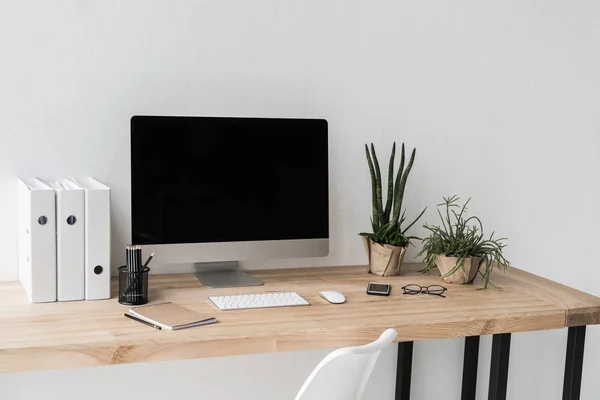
[17, 178, 57, 303]
[52, 179, 85, 301]
[68, 178, 111, 300]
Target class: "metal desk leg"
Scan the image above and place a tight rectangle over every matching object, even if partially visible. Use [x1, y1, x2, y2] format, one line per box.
[563, 326, 586, 400]
[488, 333, 511, 400]
[396, 341, 413, 400]
[462, 336, 480, 400]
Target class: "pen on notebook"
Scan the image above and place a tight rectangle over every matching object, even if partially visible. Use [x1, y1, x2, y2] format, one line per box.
[124, 313, 161, 330]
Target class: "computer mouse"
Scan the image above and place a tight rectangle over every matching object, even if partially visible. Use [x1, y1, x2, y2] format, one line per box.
[319, 291, 346, 304]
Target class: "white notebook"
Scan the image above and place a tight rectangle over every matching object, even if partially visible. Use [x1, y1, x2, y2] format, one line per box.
[130, 302, 217, 330]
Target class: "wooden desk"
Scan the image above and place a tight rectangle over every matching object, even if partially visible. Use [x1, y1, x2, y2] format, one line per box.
[1, 264, 599, 400]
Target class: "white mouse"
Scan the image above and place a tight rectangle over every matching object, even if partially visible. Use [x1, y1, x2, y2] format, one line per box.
[319, 290, 346, 304]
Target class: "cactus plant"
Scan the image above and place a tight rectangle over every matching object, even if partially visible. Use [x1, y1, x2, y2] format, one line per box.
[418, 196, 511, 289]
[359, 142, 426, 247]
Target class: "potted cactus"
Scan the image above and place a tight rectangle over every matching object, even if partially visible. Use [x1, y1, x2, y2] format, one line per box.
[360, 143, 426, 276]
[418, 196, 511, 288]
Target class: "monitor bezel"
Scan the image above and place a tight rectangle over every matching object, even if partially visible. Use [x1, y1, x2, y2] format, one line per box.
[129, 115, 330, 265]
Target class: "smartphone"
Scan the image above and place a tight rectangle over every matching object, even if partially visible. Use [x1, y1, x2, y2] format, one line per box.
[366, 282, 391, 296]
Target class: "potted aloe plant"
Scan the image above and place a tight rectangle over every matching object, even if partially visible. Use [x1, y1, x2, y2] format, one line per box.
[418, 196, 511, 288]
[360, 143, 426, 276]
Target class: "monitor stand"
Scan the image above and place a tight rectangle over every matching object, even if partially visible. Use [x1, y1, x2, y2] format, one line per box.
[194, 261, 264, 288]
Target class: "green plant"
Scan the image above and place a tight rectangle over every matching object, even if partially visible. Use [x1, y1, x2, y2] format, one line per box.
[418, 195, 511, 289]
[359, 142, 426, 247]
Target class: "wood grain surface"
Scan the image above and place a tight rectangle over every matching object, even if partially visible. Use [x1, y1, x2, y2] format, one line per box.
[1, 263, 599, 374]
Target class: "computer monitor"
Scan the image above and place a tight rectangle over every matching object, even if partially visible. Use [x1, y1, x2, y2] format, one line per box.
[130, 115, 329, 287]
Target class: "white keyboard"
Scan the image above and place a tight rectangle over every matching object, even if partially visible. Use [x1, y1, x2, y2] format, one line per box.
[209, 292, 310, 311]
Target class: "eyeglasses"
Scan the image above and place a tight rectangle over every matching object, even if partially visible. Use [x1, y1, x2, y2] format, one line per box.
[401, 284, 447, 298]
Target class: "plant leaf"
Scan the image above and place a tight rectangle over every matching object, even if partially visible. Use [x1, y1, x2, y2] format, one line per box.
[370, 143, 383, 227]
[365, 144, 381, 230]
[402, 207, 427, 234]
[391, 143, 405, 224]
[382, 142, 396, 223]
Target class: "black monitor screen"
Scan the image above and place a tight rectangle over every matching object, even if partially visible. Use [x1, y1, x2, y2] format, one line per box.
[131, 116, 329, 245]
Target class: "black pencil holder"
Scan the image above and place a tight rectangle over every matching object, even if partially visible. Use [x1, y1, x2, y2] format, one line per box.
[118, 266, 150, 305]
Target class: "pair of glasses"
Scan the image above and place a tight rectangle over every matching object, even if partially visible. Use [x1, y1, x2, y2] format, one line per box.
[401, 284, 447, 298]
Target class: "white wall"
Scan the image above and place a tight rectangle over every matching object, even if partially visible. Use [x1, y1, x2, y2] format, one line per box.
[1, 0, 600, 399]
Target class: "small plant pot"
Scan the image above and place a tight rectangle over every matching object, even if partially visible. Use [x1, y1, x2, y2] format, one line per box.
[436, 255, 483, 284]
[363, 237, 407, 276]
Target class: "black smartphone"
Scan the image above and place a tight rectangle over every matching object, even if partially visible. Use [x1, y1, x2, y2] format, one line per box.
[366, 282, 391, 296]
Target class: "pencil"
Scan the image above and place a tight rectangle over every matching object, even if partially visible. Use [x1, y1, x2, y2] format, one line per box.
[135, 246, 142, 300]
[143, 252, 155, 268]
[126, 245, 132, 303]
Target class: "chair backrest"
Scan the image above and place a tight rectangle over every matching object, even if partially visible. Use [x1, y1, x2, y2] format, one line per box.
[294, 328, 398, 400]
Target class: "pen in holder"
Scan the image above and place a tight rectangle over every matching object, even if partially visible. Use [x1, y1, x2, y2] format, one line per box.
[118, 266, 149, 305]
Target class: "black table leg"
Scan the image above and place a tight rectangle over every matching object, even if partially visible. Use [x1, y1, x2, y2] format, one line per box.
[488, 333, 511, 400]
[396, 341, 413, 400]
[563, 326, 586, 400]
[462, 336, 480, 400]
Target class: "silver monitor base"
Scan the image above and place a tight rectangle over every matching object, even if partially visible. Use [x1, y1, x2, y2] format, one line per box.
[194, 261, 264, 288]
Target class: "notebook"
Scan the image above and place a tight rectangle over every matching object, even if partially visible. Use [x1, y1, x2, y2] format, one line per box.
[129, 302, 217, 330]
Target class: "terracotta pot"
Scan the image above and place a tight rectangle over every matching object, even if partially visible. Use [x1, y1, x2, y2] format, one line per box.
[435, 255, 483, 284]
[362, 237, 407, 276]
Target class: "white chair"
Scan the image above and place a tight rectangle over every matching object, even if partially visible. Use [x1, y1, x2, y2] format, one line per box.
[294, 328, 398, 400]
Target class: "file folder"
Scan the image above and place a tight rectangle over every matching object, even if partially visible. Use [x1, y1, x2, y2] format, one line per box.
[52, 179, 85, 301]
[68, 178, 111, 300]
[17, 178, 57, 303]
